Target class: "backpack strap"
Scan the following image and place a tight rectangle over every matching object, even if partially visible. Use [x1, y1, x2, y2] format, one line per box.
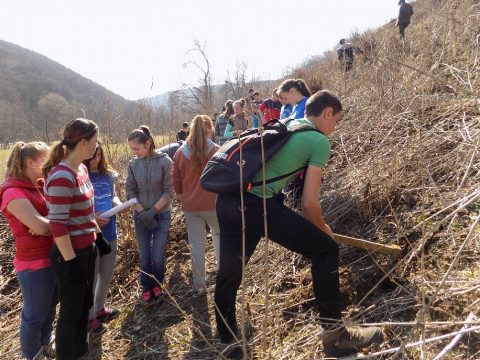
[248, 126, 321, 188]
[249, 166, 306, 188]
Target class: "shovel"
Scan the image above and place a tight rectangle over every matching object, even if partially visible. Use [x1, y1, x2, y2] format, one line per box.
[334, 233, 402, 259]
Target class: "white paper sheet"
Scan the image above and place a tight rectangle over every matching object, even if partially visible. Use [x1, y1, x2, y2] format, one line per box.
[99, 198, 137, 218]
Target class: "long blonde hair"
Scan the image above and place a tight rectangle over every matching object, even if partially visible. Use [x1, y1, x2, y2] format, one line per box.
[6, 141, 50, 179]
[186, 115, 213, 175]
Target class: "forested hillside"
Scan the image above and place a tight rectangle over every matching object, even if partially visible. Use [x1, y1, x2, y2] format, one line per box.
[0, 40, 135, 145]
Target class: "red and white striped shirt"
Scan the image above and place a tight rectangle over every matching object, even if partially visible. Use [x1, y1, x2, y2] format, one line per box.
[44, 162, 96, 249]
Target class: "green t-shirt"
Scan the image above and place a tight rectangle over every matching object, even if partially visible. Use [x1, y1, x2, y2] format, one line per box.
[249, 118, 331, 198]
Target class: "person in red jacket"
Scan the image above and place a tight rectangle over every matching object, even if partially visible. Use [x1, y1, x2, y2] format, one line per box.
[259, 88, 282, 123]
[172, 115, 220, 295]
[0, 141, 56, 360]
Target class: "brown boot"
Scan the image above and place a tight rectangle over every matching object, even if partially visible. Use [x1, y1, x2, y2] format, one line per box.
[322, 326, 383, 357]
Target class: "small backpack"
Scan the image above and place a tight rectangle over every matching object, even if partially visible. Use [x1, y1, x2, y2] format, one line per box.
[200, 120, 320, 194]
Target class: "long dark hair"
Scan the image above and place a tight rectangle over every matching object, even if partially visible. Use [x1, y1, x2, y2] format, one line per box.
[279, 79, 312, 98]
[223, 100, 234, 118]
[43, 118, 98, 177]
[127, 125, 156, 155]
[83, 143, 114, 175]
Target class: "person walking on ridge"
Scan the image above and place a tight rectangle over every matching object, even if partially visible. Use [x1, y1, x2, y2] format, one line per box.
[397, 0, 414, 39]
[337, 39, 363, 72]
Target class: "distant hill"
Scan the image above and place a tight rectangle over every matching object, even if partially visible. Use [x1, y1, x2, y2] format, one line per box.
[0, 40, 135, 145]
[147, 80, 277, 110]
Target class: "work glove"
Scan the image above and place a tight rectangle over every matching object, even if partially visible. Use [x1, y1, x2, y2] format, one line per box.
[66, 256, 85, 285]
[136, 207, 158, 228]
[95, 232, 111, 257]
[144, 218, 158, 231]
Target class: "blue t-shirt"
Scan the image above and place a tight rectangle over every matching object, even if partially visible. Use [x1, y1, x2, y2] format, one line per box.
[90, 172, 117, 241]
[280, 104, 293, 120]
[291, 97, 308, 119]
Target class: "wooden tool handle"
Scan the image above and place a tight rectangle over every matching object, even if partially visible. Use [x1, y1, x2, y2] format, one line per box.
[333, 233, 403, 259]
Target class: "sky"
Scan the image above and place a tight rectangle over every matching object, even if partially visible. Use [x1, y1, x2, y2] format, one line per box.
[1, 0, 400, 100]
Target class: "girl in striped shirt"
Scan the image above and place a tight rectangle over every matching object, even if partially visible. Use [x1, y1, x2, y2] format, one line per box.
[43, 118, 111, 360]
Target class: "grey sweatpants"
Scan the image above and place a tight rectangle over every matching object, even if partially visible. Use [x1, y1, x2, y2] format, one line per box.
[89, 240, 118, 320]
[183, 210, 220, 289]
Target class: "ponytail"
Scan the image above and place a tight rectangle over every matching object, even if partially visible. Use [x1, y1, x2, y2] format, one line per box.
[43, 142, 66, 177]
[187, 115, 213, 175]
[43, 118, 98, 178]
[128, 125, 156, 155]
[6, 142, 26, 179]
[6, 141, 50, 179]
[296, 79, 312, 97]
[279, 78, 312, 98]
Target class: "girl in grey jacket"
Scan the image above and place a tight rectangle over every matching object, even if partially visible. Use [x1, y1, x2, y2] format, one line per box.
[125, 126, 173, 305]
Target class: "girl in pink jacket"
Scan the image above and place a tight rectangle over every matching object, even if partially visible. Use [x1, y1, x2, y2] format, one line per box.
[172, 115, 220, 295]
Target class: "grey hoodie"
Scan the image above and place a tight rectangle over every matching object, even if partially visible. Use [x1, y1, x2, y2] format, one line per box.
[125, 150, 173, 212]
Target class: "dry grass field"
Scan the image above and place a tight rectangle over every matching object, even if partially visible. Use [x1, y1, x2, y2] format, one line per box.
[1, 0, 479, 359]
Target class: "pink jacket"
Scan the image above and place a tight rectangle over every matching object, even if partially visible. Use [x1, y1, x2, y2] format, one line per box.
[172, 140, 219, 212]
[0, 177, 53, 263]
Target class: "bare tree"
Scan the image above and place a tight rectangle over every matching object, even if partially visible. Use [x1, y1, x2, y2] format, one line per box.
[224, 61, 250, 99]
[182, 39, 215, 115]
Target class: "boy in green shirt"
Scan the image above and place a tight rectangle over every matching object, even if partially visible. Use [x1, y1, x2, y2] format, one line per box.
[214, 90, 383, 357]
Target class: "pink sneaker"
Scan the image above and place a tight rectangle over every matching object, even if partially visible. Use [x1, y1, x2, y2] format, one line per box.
[140, 290, 153, 305]
[96, 306, 120, 322]
[152, 286, 162, 298]
[88, 318, 106, 335]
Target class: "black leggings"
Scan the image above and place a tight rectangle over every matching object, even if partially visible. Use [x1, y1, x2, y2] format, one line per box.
[50, 244, 96, 360]
[214, 193, 340, 343]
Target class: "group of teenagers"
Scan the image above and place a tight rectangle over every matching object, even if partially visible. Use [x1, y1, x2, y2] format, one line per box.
[1, 78, 384, 360]
[213, 86, 299, 147]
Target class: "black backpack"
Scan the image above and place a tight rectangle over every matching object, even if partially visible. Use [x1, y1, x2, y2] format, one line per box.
[200, 120, 320, 194]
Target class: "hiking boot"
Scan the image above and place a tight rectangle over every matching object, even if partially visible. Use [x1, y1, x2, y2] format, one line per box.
[322, 326, 383, 357]
[88, 319, 106, 335]
[140, 290, 154, 306]
[96, 306, 120, 322]
[221, 343, 250, 360]
[152, 286, 162, 299]
[215, 319, 254, 344]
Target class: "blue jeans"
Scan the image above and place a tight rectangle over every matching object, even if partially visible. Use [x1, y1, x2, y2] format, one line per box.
[17, 267, 57, 359]
[134, 211, 171, 292]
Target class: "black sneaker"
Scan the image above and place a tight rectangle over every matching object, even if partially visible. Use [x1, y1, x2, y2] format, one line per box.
[322, 326, 383, 357]
[218, 320, 254, 359]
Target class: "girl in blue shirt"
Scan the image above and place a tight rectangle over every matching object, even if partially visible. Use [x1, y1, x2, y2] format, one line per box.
[83, 143, 121, 333]
[278, 79, 312, 119]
